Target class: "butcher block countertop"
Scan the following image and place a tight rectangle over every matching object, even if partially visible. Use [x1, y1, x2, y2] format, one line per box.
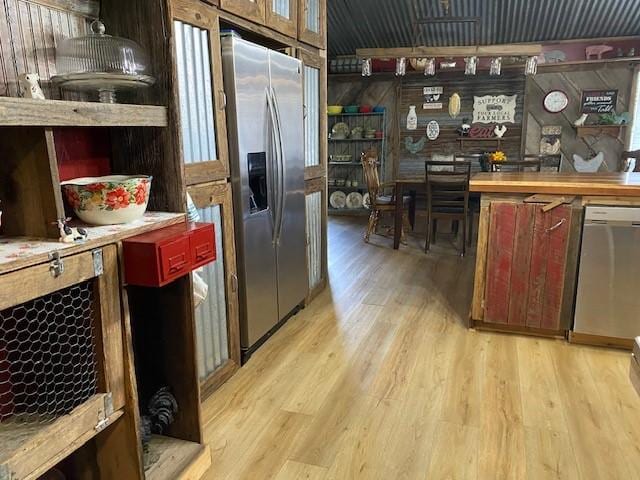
[470, 172, 640, 196]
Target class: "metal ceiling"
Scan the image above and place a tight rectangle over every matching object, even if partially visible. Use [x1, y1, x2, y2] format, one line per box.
[327, 0, 640, 57]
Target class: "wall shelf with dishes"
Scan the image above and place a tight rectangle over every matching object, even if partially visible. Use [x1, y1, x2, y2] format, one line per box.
[328, 106, 386, 216]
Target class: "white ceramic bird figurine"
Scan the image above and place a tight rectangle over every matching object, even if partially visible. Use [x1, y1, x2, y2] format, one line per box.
[494, 125, 507, 138]
[18, 73, 45, 99]
[574, 113, 589, 127]
[573, 152, 605, 172]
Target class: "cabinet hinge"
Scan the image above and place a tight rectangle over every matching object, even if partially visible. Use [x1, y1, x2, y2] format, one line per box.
[92, 249, 104, 276]
[94, 393, 113, 433]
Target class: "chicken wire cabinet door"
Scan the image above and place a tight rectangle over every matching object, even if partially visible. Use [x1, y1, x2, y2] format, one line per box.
[305, 181, 327, 302]
[187, 183, 240, 399]
[267, 0, 297, 37]
[298, 0, 325, 48]
[172, 6, 230, 184]
[220, 0, 266, 24]
[0, 246, 127, 479]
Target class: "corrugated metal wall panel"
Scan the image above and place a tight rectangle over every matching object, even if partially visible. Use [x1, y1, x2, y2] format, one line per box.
[194, 204, 229, 380]
[328, 0, 640, 56]
[174, 20, 218, 165]
[304, 65, 320, 167]
[305, 191, 322, 290]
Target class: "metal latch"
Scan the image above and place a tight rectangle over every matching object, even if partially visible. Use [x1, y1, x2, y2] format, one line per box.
[92, 249, 104, 276]
[48, 251, 64, 278]
[95, 393, 114, 432]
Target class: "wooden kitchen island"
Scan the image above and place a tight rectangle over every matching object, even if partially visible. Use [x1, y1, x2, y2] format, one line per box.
[470, 172, 640, 344]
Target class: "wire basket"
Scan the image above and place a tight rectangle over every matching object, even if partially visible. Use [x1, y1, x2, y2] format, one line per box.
[0, 281, 98, 426]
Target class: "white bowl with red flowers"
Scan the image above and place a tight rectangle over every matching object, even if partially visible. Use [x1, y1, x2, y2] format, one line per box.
[61, 175, 152, 225]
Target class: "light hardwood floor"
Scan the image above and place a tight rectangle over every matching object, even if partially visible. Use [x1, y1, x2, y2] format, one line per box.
[202, 217, 640, 480]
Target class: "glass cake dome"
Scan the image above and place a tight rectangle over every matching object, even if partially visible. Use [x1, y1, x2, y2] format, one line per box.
[52, 20, 155, 103]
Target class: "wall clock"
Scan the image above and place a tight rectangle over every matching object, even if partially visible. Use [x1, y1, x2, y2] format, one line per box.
[543, 90, 569, 113]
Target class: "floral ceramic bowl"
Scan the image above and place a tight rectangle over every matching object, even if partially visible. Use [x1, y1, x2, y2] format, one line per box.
[61, 175, 152, 225]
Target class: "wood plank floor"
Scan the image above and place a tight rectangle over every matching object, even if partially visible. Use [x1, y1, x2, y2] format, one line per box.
[202, 217, 640, 480]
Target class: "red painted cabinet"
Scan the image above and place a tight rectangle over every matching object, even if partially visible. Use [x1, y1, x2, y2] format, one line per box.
[123, 222, 216, 287]
[484, 202, 572, 330]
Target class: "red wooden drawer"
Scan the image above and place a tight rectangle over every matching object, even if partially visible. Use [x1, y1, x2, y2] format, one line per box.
[123, 222, 216, 287]
[159, 236, 192, 283]
[190, 223, 216, 269]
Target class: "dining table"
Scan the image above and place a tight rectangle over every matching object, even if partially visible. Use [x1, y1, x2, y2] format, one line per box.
[392, 175, 482, 249]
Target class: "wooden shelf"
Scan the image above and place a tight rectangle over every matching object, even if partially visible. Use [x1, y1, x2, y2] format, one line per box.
[145, 435, 211, 480]
[0, 394, 122, 480]
[0, 212, 185, 275]
[329, 138, 383, 142]
[0, 97, 168, 127]
[575, 124, 626, 139]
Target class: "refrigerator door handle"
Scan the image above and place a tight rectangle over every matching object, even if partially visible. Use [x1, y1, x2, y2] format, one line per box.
[270, 86, 286, 244]
[266, 87, 283, 244]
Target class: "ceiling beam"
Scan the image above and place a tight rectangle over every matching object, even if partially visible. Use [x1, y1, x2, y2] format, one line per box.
[356, 44, 543, 59]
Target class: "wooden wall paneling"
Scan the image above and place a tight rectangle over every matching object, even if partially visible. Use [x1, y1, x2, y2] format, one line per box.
[470, 198, 490, 322]
[0, 0, 96, 99]
[483, 201, 517, 324]
[398, 72, 525, 177]
[0, 127, 64, 238]
[524, 65, 634, 172]
[187, 181, 241, 399]
[297, 0, 325, 49]
[266, 0, 297, 38]
[219, 0, 266, 25]
[301, 48, 327, 180]
[540, 205, 572, 330]
[507, 203, 535, 326]
[102, 1, 185, 213]
[171, 1, 230, 184]
[525, 205, 548, 328]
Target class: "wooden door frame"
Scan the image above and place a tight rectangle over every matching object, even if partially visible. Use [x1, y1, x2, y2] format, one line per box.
[298, 0, 325, 49]
[266, 0, 298, 38]
[187, 181, 241, 399]
[300, 48, 327, 181]
[170, 0, 231, 184]
[219, 0, 266, 25]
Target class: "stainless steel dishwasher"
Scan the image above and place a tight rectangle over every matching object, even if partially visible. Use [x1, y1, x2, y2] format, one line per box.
[573, 206, 640, 340]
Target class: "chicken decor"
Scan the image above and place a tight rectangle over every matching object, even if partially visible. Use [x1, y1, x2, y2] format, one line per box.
[573, 152, 605, 172]
[140, 387, 179, 468]
[404, 135, 428, 154]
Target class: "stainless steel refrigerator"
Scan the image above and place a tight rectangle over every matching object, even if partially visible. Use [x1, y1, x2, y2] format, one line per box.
[221, 35, 308, 358]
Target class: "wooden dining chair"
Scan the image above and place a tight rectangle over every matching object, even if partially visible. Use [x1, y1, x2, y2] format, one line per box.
[523, 154, 562, 172]
[361, 149, 412, 243]
[425, 160, 472, 256]
[490, 159, 542, 172]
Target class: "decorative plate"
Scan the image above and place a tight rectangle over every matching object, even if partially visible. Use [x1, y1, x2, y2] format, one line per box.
[362, 193, 371, 209]
[329, 191, 347, 209]
[543, 90, 569, 113]
[331, 122, 350, 139]
[346, 192, 363, 209]
[426, 120, 440, 140]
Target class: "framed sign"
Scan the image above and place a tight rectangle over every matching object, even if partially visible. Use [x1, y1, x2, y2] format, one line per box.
[423, 86, 443, 110]
[472, 95, 517, 124]
[581, 90, 617, 114]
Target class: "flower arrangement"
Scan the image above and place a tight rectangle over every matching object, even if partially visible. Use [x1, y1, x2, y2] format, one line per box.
[489, 150, 507, 163]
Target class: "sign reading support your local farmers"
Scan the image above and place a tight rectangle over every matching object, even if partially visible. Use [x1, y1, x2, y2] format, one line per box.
[472, 95, 517, 124]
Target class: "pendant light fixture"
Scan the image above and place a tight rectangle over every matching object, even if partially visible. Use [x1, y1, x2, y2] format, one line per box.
[424, 58, 436, 76]
[464, 56, 478, 75]
[490, 57, 502, 76]
[525, 56, 538, 75]
[362, 58, 372, 77]
[395, 57, 407, 76]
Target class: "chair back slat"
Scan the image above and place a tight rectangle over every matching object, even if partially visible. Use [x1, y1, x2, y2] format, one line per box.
[362, 149, 382, 207]
[522, 154, 562, 172]
[490, 159, 541, 172]
[425, 160, 471, 210]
